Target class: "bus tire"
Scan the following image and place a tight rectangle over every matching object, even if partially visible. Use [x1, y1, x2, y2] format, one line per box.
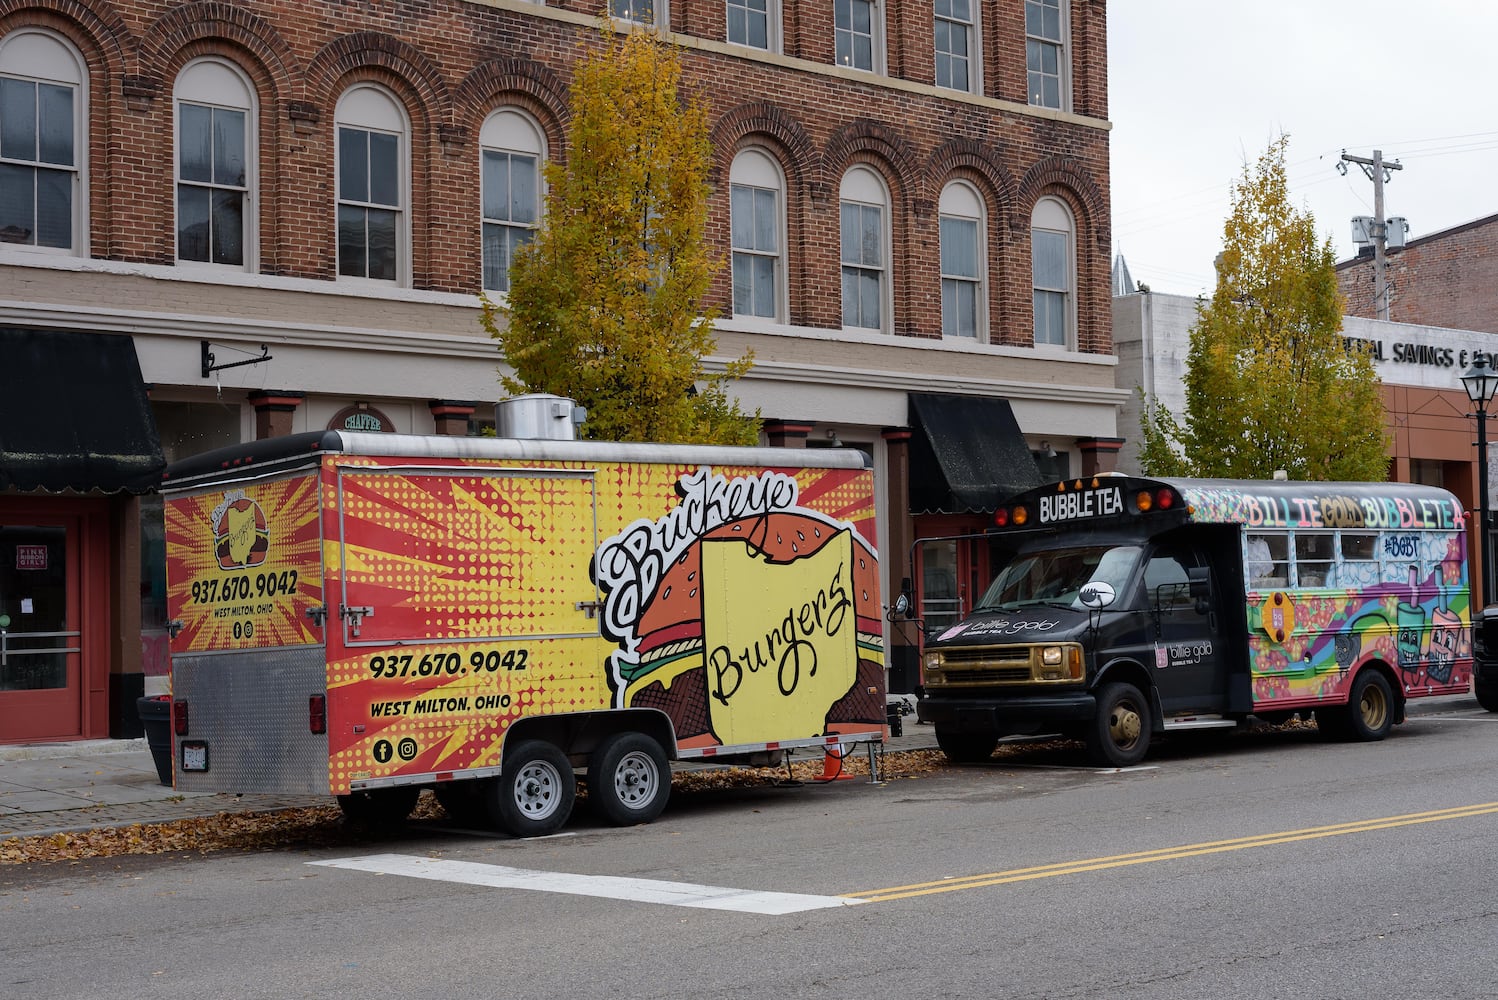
[935, 726, 998, 763]
[1345, 670, 1394, 741]
[488, 740, 575, 837]
[1475, 676, 1498, 713]
[1087, 682, 1151, 767]
[337, 786, 419, 827]
[588, 732, 671, 826]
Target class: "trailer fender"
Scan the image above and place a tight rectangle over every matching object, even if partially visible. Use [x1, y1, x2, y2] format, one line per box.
[503, 708, 679, 767]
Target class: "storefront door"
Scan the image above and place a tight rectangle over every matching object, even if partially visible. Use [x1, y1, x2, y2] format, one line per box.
[0, 522, 82, 740]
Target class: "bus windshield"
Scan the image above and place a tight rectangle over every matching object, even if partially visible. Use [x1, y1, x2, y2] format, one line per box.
[974, 544, 1142, 612]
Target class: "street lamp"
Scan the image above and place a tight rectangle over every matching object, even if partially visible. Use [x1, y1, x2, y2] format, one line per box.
[1460, 353, 1498, 607]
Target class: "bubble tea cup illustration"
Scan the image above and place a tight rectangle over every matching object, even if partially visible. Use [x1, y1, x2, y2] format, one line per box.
[1395, 565, 1425, 678]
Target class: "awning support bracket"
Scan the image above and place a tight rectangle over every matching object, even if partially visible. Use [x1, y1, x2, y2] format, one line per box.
[201, 340, 272, 378]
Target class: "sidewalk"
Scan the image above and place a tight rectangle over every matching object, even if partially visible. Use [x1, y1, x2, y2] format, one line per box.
[0, 696, 936, 842]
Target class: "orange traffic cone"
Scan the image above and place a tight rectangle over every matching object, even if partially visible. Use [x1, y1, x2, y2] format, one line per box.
[820, 742, 857, 781]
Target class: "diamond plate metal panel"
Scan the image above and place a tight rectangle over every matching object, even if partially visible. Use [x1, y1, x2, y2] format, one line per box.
[172, 647, 329, 795]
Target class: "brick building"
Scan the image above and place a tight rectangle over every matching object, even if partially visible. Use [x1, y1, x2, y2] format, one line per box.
[0, 0, 1119, 740]
[1338, 213, 1498, 333]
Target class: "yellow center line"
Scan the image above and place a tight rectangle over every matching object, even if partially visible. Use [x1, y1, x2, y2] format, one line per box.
[846, 801, 1498, 903]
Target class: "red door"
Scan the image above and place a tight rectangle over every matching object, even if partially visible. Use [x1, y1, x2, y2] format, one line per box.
[0, 521, 82, 740]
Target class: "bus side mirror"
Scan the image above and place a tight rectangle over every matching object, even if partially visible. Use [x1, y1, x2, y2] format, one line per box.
[1188, 566, 1212, 613]
[890, 577, 914, 619]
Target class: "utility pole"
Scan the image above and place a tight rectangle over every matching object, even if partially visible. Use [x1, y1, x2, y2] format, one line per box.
[1339, 149, 1403, 320]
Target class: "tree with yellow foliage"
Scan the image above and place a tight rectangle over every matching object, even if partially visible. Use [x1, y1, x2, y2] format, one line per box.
[1139, 136, 1389, 480]
[485, 26, 758, 445]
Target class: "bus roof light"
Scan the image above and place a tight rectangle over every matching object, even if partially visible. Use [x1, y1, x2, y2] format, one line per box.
[1135, 490, 1154, 512]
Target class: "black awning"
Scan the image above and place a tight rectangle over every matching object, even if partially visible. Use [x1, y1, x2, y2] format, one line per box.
[908, 392, 1042, 514]
[0, 328, 165, 494]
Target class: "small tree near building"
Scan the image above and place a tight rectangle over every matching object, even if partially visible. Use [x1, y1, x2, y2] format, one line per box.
[1139, 136, 1389, 481]
[484, 26, 759, 446]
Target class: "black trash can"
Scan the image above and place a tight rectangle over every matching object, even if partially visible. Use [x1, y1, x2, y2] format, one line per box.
[136, 696, 173, 786]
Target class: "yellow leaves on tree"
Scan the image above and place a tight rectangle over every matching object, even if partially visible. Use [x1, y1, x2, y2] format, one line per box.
[1139, 136, 1389, 481]
[485, 25, 759, 446]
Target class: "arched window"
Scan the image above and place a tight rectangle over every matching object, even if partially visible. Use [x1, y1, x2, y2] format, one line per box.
[840, 165, 890, 333]
[175, 59, 254, 268]
[0, 30, 86, 253]
[939, 181, 985, 339]
[1031, 196, 1074, 347]
[335, 85, 408, 284]
[480, 109, 544, 293]
[729, 148, 785, 321]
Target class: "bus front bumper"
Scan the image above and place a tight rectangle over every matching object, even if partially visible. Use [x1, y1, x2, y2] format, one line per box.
[917, 691, 1097, 736]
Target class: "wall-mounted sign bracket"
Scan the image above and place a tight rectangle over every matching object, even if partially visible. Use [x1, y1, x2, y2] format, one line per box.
[201, 340, 272, 378]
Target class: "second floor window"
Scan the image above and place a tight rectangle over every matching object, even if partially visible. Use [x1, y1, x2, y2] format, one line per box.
[0, 30, 83, 252]
[730, 149, 784, 320]
[840, 166, 888, 332]
[1032, 197, 1074, 347]
[1026, 0, 1065, 108]
[175, 60, 252, 268]
[940, 182, 985, 339]
[336, 86, 406, 283]
[835, 0, 879, 72]
[934, 0, 974, 92]
[480, 110, 543, 293]
[727, 0, 772, 50]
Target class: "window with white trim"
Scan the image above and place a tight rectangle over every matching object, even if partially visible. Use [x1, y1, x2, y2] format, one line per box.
[0, 30, 85, 253]
[940, 181, 985, 339]
[612, 0, 663, 25]
[729, 148, 784, 320]
[727, 0, 778, 51]
[1031, 196, 1074, 347]
[480, 109, 543, 294]
[840, 165, 889, 333]
[175, 59, 253, 268]
[1025, 0, 1067, 109]
[835, 0, 882, 73]
[335, 85, 407, 284]
[935, 0, 977, 93]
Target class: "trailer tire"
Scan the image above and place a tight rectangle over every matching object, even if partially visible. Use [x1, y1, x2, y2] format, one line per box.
[1087, 682, 1151, 767]
[588, 732, 671, 826]
[1345, 670, 1394, 741]
[488, 740, 575, 837]
[934, 726, 998, 764]
[337, 786, 419, 827]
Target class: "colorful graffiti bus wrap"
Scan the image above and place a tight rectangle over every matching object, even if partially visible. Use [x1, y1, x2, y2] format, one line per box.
[912, 476, 1471, 766]
[161, 431, 885, 836]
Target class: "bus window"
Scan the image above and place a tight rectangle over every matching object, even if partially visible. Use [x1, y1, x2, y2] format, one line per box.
[1294, 532, 1335, 587]
[1145, 549, 1195, 608]
[1245, 532, 1288, 588]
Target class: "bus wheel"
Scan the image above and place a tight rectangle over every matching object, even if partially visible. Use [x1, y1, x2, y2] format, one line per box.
[1345, 670, 1394, 741]
[588, 732, 671, 826]
[337, 786, 419, 827]
[1476, 675, 1498, 713]
[1087, 683, 1151, 767]
[488, 740, 575, 837]
[935, 726, 998, 763]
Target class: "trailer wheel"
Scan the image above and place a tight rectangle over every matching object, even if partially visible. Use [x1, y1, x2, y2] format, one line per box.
[337, 786, 419, 827]
[588, 732, 671, 826]
[1345, 670, 1394, 741]
[1087, 682, 1151, 766]
[934, 726, 998, 764]
[488, 740, 575, 837]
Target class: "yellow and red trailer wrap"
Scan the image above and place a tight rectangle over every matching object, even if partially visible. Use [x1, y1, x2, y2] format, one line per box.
[163, 432, 885, 796]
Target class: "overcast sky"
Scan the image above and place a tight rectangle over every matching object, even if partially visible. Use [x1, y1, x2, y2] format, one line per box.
[1108, 2, 1498, 301]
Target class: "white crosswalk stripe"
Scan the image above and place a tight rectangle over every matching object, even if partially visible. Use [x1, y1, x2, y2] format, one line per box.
[308, 853, 867, 915]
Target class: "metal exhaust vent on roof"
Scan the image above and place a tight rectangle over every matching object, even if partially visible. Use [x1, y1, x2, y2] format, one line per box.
[495, 394, 587, 440]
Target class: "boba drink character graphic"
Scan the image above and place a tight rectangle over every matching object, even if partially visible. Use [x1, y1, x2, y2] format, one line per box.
[1395, 565, 1426, 680]
[1426, 605, 1461, 684]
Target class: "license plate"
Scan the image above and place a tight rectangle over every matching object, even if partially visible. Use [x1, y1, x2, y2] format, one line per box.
[181, 741, 209, 772]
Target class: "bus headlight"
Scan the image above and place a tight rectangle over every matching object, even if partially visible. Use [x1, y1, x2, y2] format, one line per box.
[1040, 646, 1063, 666]
[923, 651, 945, 685]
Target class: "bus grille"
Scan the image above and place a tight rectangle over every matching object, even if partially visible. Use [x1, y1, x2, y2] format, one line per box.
[937, 646, 1035, 684]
